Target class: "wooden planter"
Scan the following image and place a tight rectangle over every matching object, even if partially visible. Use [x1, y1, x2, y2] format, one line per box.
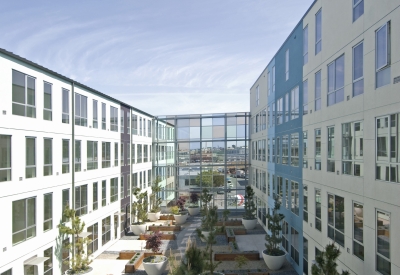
[159, 215, 174, 220]
[224, 273, 269, 275]
[124, 252, 144, 273]
[214, 252, 260, 261]
[148, 225, 181, 232]
[226, 229, 235, 243]
[233, 229, 246, 235]
[139, 232, 176, 241]
[119, 250, 136, 260]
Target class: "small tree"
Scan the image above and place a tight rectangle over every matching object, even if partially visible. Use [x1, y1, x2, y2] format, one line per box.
[176, 237, 205, 275]
[150, 176, 162, 213]
[132, 188, 148, 224]
[243, 186, 256, 220]
[195, 170, 224, 187]
[235, 255, 249, 270]
[265, 201, 285, 256]
[146, 231, 163, 253]
[58, 206, 92, 273]
[189, 193, 199, 207]
[199, 188, 214, 231]
[311, 243, 349, 275]
[176, 196, 186, 211]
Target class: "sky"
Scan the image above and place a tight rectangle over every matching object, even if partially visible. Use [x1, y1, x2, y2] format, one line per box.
[0, 0, 314, 116]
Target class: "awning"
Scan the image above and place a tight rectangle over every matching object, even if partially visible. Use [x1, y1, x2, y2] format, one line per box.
[78, 232, 92, 238]
[24, 257, 49, 266]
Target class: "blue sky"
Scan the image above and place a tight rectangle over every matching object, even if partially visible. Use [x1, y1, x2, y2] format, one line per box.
[1, 0, 314, 116]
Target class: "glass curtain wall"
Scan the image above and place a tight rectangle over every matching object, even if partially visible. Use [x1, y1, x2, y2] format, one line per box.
[153, 113, 250, 210]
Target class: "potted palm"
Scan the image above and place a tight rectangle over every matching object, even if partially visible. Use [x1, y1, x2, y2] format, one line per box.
[188, 192, 200, 216]
[242, 185, 257, 230]
[143, 231, 168, 275]
[171, 197, 188, 224]
[131, 188, 148, 235]
[262, 201, 286, 270]
[149, 176, 162, 222]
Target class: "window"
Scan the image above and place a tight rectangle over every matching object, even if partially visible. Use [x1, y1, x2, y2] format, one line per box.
[303, 185, 308, 222]
[131, 143, 135, 164]
[110, 178, 118, 203]
[315, 129, 321, 170]
[303, 80, 308, 115]
[353, 0, 364, 22]
[133, 173, 138, 187]
[120, 176, 124, 198]
[272, 66, 275, 93]
[276, 97, 283, 125]
[327, 127, 335, 172]
[276, 137, 280, 164]
[376, 114, 399, 182]
[75, 185, 88, 217]
[272, 174, 276, 199]
[12, 197, 36, 245]
[327, 55, 345, 106]
[303, 26, 308, 65]
[285, 49, 289, 80]
[102, 216, 111, 245]
[43, 246, 53, 275]
[114, 142, 118, 166]
[62, 189, 69, 222]
[62, 139, 69, 174]
[291, 227, 299, 265]
[272, 102, 275, 127]
[43, 193, 52, 232]
[282, 221, 289, 252]
[291, 86, 299, 119]
[139, 117, 143, 136]
[0, 135, 12, 182]
[137, 144, 143, 163]
[102, 142, 110, 168]
[127, 176, 131, 197]
[291, 133, 299, 166]
[267, 71, 271, 96]
[12, 70, 36, 118]
[43, 82, 52, 121]
[26, 137, 36, 179]
[353, 202, 364, 260]
[110, 106, 118, 132]
[43, 138, 52, 176]
[1, 269, 12, 275]
[285, 93, 289, 122]
[315, 71, 321, 111]
[121, 109, 124, 133]
[291, 181, 299, 215]
[303, 237, 309, 275]
[93, 182, 98, 211]
[342, 121, 363, 176]
[272, 138, 275, 163]
[376, 22, 391, 88]
[315, 9, 322, 54]
[62, 239, 69, 273]
[353, 42, 364, 96]
[315, 189, 321, 231]
[256, 85, 259, 106]
[101, 103, 106, 130]
[328, 194, 345, 246]
[93, 100, 98, 128]
[75, 93, 87, 126]
[132, 114, 138, 135]
[127, 113, 130, 135]
[121, 143, 124, 166]
[144, 145, 148, 162]
[148, 120, 152, 137]
[303, 131, 308, 168]
[87, 223, 98, 255]
[282, 135, 289, 165]
[62, 88, 69, 123]
[87, 141, 98, 170]
[102, 180, 106, 206]
[75, 140, 81, 172]
[276, 176, 283, 203]
[127, 143, 130, 165]
[376, 210, 390, 275]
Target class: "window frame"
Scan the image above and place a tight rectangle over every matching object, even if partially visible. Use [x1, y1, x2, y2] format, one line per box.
[93, 99, 98, 128]
[12, 70, 36, 118]
[303, 25, 308, 65]
[353, 41, 364, 97]
[315, 9, 322, 55]
[43, 81, 52, 121]
[62, 88, 69, 124]
[12, 197, 36, 245]
[353, 0, 364, 22]
[62, 139, 70, 174]
[102, 142, 110, 168]
[43, 193, 53, 232]
[25, 137, 36, 179]
[375, 22, 391, 88]
[315, 71, 321, 111]
[0, 135, 12, 182]
[93, 182, 98, 211]
[74, 93, 88, 127]
[285, 49, 289, 81]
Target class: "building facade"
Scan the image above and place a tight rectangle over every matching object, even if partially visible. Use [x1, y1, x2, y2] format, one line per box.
[0, 49, 153, 275]
[250, 0, 400, 274]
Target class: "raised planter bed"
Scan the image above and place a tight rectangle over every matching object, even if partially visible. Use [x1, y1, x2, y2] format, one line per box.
[224, 272, 269, 275]
[233, 228, 246, 235]
[148, 225, 181, 232]
[226, 228, 235, 243]
[124, 251, 164, 273]
[159, 215, 174, 220]
[139, 232, 176, 241]
[119, 250, 136, 260]
[124, 252, 144, 273]
[214, 251, 260, 261]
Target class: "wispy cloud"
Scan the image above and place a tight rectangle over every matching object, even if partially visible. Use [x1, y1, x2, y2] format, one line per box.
[0, 0, 314, 115]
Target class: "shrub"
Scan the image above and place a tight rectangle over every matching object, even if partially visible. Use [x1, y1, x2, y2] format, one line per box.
[146, 231, 163, 253]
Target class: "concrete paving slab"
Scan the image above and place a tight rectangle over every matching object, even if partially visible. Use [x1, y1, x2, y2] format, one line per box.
[106, 239, 147, 252]
[235, 234, 266, 257]
[90, 258, 129, 275]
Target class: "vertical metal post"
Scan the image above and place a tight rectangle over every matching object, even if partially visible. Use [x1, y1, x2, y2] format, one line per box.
[71, 81, 75, 261]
